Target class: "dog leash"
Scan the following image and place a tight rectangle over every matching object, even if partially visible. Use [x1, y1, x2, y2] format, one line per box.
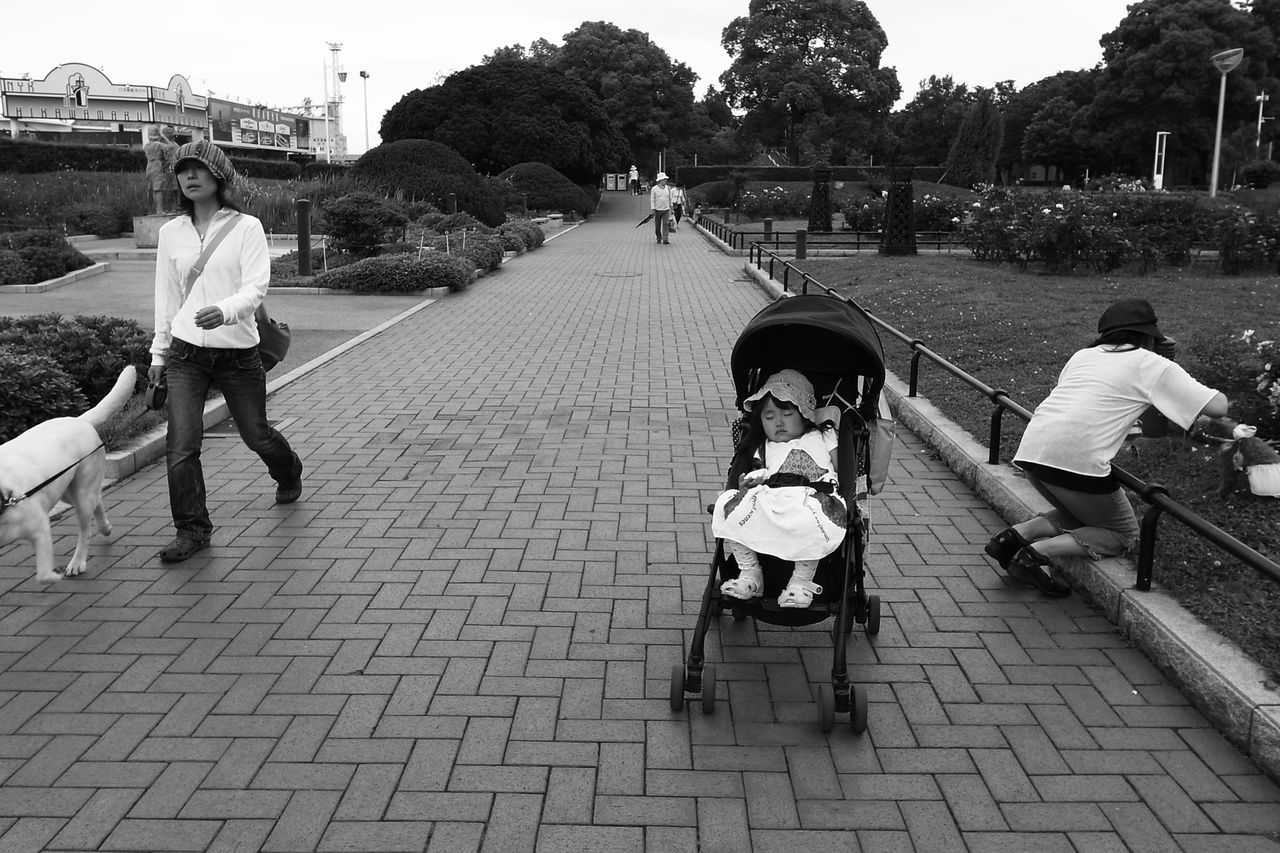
[0, 443, 104, 517]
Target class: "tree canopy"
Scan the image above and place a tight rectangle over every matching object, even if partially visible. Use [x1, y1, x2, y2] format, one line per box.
[719, 0, 900, 165]
[550, 21, 700, 172]
[1085, 0, 1277, 182]
[379, 60, 629, 184]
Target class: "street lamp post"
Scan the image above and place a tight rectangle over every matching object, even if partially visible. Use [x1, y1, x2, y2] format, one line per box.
[359, 71, 370, 154]
[1210, 48, 1244, 198]
[1256, 91, 1270, 159]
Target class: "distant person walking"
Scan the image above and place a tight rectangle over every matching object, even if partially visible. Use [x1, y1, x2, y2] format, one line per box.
[650, 172, 674, 244]
[671, 184, 687, 230]
[628, 164, 640, 196]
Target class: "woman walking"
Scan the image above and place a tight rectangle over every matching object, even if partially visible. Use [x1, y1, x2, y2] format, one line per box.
[149, 139, 303, 563]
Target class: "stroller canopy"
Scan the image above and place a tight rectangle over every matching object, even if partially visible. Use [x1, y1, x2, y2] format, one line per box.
[730, 294, 886, 417]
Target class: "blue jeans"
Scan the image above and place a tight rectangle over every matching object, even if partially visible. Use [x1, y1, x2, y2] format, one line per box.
[165, 338, 298, 540]
[653, 210, 670, 241]
[1021, 469, 1139, 559]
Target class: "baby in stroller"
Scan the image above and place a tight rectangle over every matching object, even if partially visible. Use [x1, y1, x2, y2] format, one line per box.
[711, 369, 847, 608]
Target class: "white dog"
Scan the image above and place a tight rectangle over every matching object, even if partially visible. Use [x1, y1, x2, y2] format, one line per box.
[0, 366, 136, 582]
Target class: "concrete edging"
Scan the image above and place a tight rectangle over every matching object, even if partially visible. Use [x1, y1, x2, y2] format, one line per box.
[0, 261, 111, 294]
[743, 259, 1280, 782]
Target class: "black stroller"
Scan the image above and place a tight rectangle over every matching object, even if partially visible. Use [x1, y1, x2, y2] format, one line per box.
[670, 293, 888, 733]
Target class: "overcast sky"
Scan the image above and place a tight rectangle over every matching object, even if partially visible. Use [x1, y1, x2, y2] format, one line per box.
[3, 0, 1136, 155]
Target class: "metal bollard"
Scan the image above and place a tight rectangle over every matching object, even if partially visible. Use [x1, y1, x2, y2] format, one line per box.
[1139, 336, 1177, 437]
[295, 199, 312, 277]
[447, 193, 458, 214]
[763, 218, 773, 239]
[795, 229, 807, 260]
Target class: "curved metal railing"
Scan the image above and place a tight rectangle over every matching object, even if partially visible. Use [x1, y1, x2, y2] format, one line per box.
[746, 241, 1280, 592]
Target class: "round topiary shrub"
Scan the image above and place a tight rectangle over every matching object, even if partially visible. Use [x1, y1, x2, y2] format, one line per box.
[498, 220, 545, 251]
[321, 192, 409, 257]
[496, 232, 525, 254]
[1241, 159, 1280, 189]
[351, 140, 506, 227]
[497, 162, 593, 218]
[0, 345, 90, 443]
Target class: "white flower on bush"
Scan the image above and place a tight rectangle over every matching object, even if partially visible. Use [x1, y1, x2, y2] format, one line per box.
[1055, 203, 1064, 210]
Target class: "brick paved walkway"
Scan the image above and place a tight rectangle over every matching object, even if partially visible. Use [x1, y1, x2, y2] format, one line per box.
[1, 193, 1278, 852]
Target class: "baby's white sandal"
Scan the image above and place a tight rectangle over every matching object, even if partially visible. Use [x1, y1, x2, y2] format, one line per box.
[720, 575, 762, 600]
[778, 579, 822, 608]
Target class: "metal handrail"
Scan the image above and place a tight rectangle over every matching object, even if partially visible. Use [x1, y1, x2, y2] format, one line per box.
[696, 215, 961, 252]
[747, 242, 1280, 592]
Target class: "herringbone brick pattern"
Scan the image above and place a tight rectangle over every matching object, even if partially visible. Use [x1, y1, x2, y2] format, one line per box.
[0, 194, 1277, 851]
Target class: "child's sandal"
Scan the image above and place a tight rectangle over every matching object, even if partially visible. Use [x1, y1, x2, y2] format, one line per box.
[778, 579, 823, 608]
[720, 576, 762, 600]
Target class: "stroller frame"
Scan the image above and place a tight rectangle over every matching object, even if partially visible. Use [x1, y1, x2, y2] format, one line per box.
[670, 293, 888, 733]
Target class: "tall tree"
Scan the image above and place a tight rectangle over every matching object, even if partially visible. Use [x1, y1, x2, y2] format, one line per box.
[889, 75, 974, 166]
[998, 69, 1099, 180]
[379, 60, 629, 184]
[944, 91, 1004, 187]
[551, 21, 699, 173]
[1021, 96, 1095, 181]
[1085, 0, 1276, 183]
[719, 0, 900, 165]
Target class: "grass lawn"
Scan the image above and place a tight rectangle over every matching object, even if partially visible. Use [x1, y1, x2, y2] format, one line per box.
[779, 250, 1280, 682]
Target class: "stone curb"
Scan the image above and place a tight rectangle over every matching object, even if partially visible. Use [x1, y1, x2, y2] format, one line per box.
[743, 258, 1280, 783]
[0, 261, 111, 294]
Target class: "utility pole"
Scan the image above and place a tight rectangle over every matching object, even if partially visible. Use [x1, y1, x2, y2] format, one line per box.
[1257, 91, 1270, 159]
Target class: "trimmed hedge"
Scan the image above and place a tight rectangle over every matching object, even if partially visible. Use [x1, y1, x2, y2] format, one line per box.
[352, 140, 506, 227]
[0, 230, 94, 283]
[497, 162, 593, 217]
[312, 251, 474, 293]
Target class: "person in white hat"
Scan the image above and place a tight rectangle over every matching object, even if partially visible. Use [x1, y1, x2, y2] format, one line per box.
[649, 172, 674, 244]
[627, 164, 639, 195]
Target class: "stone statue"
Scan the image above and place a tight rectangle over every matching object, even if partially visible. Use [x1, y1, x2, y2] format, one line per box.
[144, 125, 179, 214]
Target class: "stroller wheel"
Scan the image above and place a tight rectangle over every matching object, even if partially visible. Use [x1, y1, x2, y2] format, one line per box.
[818, 685, 835, 732]
[700, 664, 717, 714]
[669, 665, 685, 712]
[850, 684, 868, 734]
[865, 596, 881, 636]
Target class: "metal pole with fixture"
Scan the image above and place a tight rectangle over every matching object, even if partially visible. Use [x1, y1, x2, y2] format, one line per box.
[1152, 131, 1169, 190]
[1256, 91, 1270, 158]
[360, 71, 370, 154]
[1209, 48, 1244, 197]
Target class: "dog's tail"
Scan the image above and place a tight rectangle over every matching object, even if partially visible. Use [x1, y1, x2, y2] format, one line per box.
[79, 365, 138, 431]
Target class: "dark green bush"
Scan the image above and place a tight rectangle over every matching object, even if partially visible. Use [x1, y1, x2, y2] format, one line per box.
[313, 251, 473, 293]
[3, 229, 67, 250]
[0, 345, 90, 443]
[229, 157, 301, 181]
[16, 245, 93, 283]
[0, 313, 149, 402]
[435, 212, 490, 233]
[0, 138, 143, 173]
[0, 250, 34, 285]
[352, 140, 506, 227]
[497, 162, 593, 217]
[321, 192, 409, 257]
[63, 201, 129, 237]
[1241, 159, 1280, 189]
[496, 231, 525, 253]
[456, 234, 505, 272]
[497, 221, 545, 251]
